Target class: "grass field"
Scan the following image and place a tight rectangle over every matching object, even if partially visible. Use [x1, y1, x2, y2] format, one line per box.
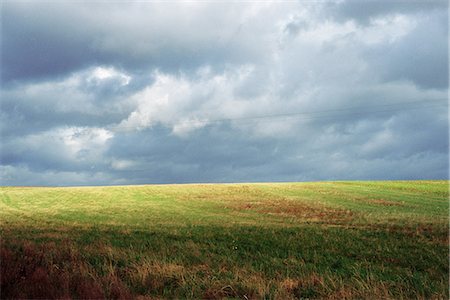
[0, 181, 448, 299]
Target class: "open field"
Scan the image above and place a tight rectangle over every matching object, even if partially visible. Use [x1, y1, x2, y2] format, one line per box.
[0, 181, 448, 299]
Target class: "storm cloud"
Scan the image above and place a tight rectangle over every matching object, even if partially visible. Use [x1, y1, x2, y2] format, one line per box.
[1, 1, 448, 186]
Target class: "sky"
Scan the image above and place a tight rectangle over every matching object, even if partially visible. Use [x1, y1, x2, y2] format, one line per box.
[0, 0, 448, 186]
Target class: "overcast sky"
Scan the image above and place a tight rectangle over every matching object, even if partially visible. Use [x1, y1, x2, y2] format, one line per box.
[1, 0, 448, 186]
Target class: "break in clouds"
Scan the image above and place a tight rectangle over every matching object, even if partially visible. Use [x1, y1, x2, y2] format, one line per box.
[0, 1, 448, 186]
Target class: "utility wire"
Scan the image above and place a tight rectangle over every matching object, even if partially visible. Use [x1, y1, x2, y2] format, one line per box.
[109, 99, 448, 132]
[101, 99, 448, 172]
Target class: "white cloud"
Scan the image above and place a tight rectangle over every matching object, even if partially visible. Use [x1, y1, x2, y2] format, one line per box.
[172, 118, 209, 137]
[17, 126, 114, 166]
[116, 67, 259, 135]
[60, 127, 114, 155]
[110, 159, 137, 170]
[88, 66, 131, 86]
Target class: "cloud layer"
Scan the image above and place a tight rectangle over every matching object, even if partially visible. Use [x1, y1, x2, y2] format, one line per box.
[1, 1, 448, 186]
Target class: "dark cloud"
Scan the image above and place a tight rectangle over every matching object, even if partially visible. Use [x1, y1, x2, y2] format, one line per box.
[1, 2, 266, 84]
[1, 3, 93, 83]
[361, 9, 448, 89]
[0, 1, 448, 186]
[0, 72, 137, 138]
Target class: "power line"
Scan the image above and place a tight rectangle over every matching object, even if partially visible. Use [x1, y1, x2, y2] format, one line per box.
[107, 100, 447, 172]
[109, 99, 448, 132]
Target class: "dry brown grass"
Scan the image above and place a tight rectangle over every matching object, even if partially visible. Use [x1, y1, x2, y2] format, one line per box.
[1, 237, 446, 299]
[128, 260, 186, 293]
[226, 197, 356, 225]
[0, 241, 131, 299]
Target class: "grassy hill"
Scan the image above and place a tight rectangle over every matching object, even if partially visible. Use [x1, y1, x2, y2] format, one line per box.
[1, 181, 448, 299]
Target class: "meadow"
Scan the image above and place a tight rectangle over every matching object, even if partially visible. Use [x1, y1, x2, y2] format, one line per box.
[0, 181, 448, 299]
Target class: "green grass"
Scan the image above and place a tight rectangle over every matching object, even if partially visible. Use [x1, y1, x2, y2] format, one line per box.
[0, 181, 448, 299]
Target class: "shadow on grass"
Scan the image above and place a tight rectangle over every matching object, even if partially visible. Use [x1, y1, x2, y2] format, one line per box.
[1, 224, 448, 299]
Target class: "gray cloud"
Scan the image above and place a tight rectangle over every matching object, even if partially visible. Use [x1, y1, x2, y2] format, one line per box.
[1, 2, 277, 84]
[1, 1, 448, 186]
[329, 0, 447, 25]
[362, 9, 448, 89]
